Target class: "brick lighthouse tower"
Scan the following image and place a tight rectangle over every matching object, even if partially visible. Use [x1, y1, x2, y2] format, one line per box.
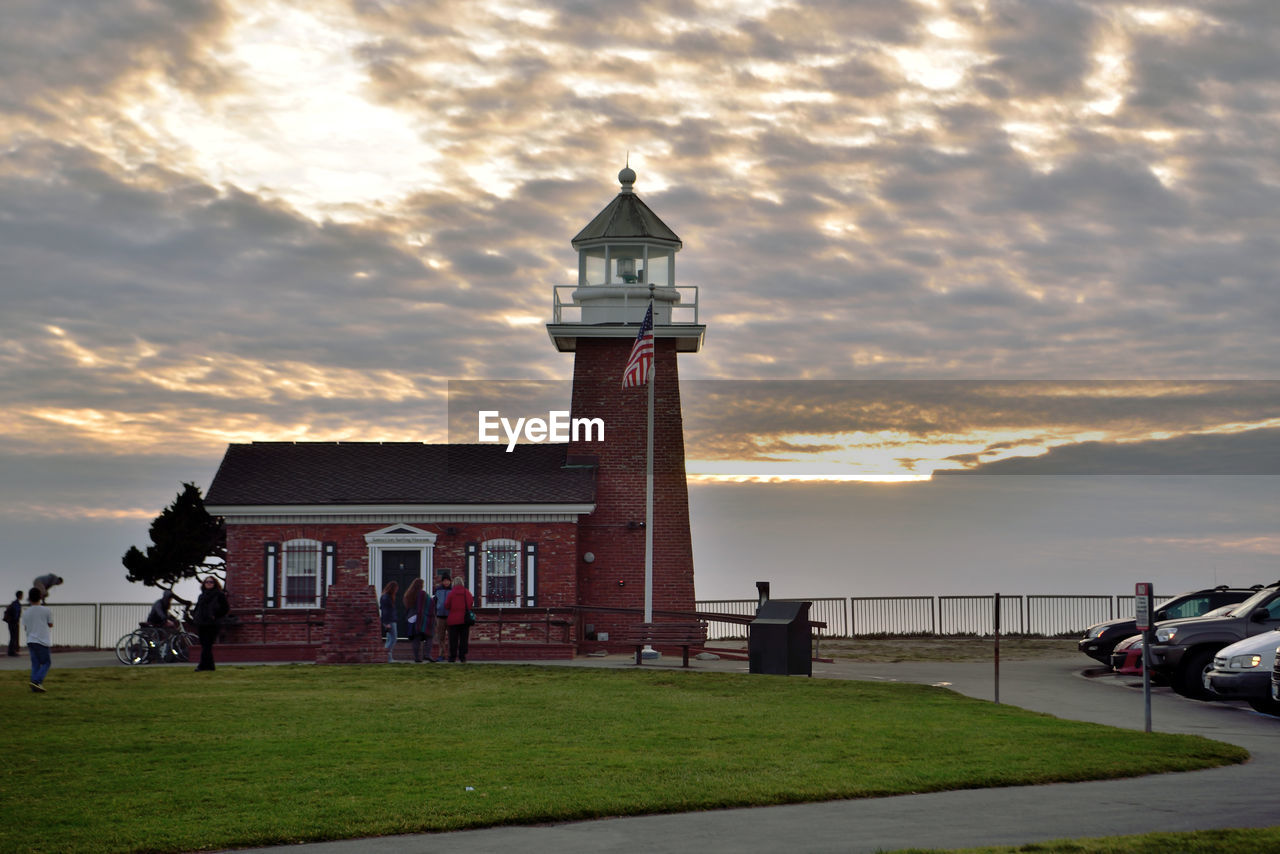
[547, 166, 705, 646]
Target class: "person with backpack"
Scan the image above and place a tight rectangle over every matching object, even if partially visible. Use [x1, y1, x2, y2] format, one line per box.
[4, 591, 20, 656]
[431, 573, 451, 662]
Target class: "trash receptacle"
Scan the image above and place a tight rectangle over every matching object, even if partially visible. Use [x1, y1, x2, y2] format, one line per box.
[748, 600, 812, 676]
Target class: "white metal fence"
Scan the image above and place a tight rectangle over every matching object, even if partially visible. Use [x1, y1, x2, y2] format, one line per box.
[21, 595, 1154, 647]
[697, 598, 848, 641]
[697, 594, 1155, 639]
[18, 603, 151, 649]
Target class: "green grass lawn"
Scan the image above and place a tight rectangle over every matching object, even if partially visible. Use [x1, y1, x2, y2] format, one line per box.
[1, 664, 1248, 853]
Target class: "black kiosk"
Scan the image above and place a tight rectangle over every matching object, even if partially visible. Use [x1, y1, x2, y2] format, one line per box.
[748, 599, 813, 677]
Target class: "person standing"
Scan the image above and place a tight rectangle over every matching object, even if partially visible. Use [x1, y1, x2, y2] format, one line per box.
[380, 580, 399, 663]
[4, 591, 20, 656]
[24, 587, 52, 693]
[431, 573, 451, 662]
[192, 576, 230, 672]
[403, 578, 431, 663]
[444, 576, 474, 664]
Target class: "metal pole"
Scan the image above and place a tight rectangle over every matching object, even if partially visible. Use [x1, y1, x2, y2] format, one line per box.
[644, 349, 654, 625]
[1143, 627, 1153, 733]
[1134, 582, 1154, 733]
[641, 291, 657, 660]
[993, 592, 1001, 705]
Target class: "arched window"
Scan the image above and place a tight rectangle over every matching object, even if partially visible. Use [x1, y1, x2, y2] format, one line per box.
[481, 539, 521, 607]
[282, 539, 323, 607]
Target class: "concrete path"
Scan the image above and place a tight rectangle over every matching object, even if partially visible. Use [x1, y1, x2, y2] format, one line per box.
[12, 651, 1280, 852]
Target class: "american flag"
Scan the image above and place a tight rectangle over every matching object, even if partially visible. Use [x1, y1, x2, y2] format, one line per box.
[622, 301, 654, 389]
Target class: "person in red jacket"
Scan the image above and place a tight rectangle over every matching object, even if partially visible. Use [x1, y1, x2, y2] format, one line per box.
[443, 576, 474, 663]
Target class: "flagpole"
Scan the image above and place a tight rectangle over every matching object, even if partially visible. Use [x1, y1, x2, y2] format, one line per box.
[622, 288, 658, 658]
[643, 285, 656, 655]
[644, 295, 655, 627]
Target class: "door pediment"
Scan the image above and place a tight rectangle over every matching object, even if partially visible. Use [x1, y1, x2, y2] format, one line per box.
[364, 523, 438, 546]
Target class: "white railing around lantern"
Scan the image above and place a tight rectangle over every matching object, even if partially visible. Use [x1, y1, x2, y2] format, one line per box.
[551, 285, 700, 326]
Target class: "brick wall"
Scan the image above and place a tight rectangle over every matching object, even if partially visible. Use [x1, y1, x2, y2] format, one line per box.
[316, 559, 384, 664]
[223, 520, 579, 646]
[568, 337, 696, 647]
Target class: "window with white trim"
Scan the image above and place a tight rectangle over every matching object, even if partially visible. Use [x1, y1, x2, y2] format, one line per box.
[482, 539, 521, 607]
[282, 539, 323, 607]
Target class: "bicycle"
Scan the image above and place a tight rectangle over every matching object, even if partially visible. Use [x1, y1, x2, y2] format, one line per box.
[114, 609, 197, 665]
[163, 621, 198, 663]
[115, 626, 159, 665]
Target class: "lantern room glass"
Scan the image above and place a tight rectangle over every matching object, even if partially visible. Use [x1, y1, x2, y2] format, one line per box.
[578, 245, 675, 286]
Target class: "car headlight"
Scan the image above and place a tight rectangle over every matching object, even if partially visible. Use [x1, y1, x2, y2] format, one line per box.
[1229, 654, 1264, 670]
[1085, 625, 1105, 639]
[1155, 626, 1178, 643]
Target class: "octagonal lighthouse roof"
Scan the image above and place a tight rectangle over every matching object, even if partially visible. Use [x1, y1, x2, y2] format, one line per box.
[571, 167, 682, 249]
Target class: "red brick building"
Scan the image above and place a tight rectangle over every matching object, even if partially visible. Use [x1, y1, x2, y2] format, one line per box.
[205, 167, 705, 660]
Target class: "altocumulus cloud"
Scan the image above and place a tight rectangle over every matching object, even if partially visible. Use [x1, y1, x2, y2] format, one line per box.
[0, 0, 1277, 583]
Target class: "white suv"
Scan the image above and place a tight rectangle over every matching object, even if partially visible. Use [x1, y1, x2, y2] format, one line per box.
[1205, 630, 1280, 716]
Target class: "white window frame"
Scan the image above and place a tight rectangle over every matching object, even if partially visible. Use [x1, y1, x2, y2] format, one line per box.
[481, 539, 521, 608]
[281, 538, 323, 608]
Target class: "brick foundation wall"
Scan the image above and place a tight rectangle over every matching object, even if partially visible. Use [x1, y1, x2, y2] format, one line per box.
[317, 559, 385, 664]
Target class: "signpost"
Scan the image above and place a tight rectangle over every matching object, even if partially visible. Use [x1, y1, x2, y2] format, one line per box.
[1136, 582, 1154, 733]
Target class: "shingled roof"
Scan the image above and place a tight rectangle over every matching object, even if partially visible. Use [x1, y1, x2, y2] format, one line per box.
[204, 442, 596, 508]
[571, 171, 682, 249]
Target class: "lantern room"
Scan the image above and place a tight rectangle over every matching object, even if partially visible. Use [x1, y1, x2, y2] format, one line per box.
[548, 166, 704, 352]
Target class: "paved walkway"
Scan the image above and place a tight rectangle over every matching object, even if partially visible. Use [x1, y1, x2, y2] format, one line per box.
[11, 651, 1280, 852]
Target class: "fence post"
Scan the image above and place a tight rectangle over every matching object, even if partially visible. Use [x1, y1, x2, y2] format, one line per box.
[993, 592, 1001, 705]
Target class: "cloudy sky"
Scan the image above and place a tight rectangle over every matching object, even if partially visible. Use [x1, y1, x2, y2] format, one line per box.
[2, 0, 1278, 603]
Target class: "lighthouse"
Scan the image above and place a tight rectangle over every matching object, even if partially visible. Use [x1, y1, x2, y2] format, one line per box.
[547, 166, 705, 646]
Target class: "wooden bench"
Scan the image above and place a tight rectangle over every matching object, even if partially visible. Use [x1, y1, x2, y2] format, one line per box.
[622, 622, 708, 667]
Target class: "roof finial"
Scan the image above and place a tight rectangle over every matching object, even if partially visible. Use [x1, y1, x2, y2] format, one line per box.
[618, 154, 636, 194]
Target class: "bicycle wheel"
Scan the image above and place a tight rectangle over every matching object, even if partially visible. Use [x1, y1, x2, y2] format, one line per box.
[165, 631, 197, 663]
[113, 632, 134, 664]
[116, 631, 155, 665]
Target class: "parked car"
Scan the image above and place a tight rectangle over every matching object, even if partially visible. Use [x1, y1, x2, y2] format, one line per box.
[1078, 585, 1261, 665]
[1147, 580, 1280, 698]
[1108, 606, 1240, 677]
[1205, 630, 1280, 716]
[1110, 633, 1145, 676]
[1274, 647, 1280, 708]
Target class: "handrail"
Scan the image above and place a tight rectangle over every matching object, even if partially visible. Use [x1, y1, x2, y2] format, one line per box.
[552, 284, 700, 325]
